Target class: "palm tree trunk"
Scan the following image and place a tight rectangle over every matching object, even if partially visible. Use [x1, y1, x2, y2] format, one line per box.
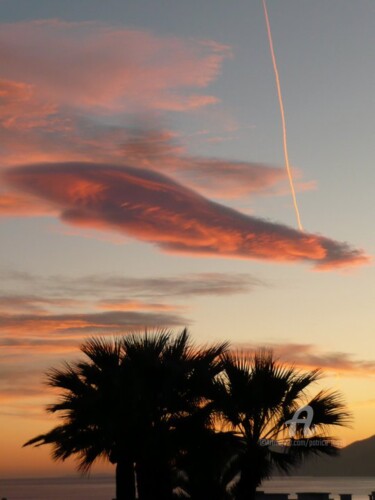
[235, 482, 257, 500]
[235, 483, 257, 500]
[235, 462, 262, 500]
[136, 460, 173, 500]
[116, 458, 136, 500]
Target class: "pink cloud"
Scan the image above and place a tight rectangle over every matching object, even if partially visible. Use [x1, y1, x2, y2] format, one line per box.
[0, 78, 75, 166]
[0, 20, 229, 112]
[4, 162, 368, 269]
[0, 22, 230, 167]
[0, 23, 311, 202]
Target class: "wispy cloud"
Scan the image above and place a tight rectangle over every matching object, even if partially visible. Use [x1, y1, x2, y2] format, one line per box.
[117, 128, 310, 199]
[4, 162, 368, 269]
[0, 269, 262, 298]
[0, 295, 83, 313]
[0, 310, 187, 336]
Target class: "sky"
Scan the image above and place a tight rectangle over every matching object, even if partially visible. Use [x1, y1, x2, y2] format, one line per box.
[0, 0, 374, 478]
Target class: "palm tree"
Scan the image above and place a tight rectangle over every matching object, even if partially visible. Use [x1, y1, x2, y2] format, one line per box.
[24, 329, 228, 500]
[25, 335, 136, 499]
[215, 349, 351, 500]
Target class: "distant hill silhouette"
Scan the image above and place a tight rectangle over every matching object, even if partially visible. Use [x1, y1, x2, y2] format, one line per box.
[289, 435, 375, 476]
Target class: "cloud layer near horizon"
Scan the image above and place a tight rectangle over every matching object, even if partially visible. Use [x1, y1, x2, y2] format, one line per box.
[233, 342, 375, 377]
[4, 162, 368, 269]
[0, 270, 259, 341]
[0, 270, 262, 415]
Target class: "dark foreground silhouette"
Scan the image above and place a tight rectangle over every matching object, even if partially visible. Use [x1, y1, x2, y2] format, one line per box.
[25, 329, 350, 500]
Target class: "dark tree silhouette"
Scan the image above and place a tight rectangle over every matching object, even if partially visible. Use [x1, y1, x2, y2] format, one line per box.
[24, 329, 227, 500]
[215, 350, 351, 500]
[24, 335, 350, 500]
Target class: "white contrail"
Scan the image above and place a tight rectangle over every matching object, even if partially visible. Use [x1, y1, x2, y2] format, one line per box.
[262, 0, 303, 231]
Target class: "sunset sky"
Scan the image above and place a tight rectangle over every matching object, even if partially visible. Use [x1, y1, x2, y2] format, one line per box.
[0, 0, 374, 478]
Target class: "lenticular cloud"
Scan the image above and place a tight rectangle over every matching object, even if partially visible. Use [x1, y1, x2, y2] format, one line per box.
[4, 162, 369, 269]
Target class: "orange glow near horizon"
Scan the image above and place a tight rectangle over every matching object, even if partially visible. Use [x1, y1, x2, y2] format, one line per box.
[1, 374, 374, 477]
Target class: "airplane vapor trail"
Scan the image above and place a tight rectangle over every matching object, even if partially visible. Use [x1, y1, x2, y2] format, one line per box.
[262, 0, 303, 231]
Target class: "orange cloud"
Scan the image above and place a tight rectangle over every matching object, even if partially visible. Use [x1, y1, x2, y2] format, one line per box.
[96, 299, 180, 312]
[4, 162, 369, 269]
[0, 191, 56, 216]
[0, 79, 59, 130]
[0, 78, 73, 166]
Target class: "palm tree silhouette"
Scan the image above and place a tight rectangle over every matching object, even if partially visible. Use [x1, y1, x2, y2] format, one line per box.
[24, 336, 350, 500]
[24, 329, 227, 500]
[214, 349, 351, 500]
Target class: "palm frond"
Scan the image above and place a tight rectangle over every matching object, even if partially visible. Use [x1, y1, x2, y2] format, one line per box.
[308, 389, 352, 429]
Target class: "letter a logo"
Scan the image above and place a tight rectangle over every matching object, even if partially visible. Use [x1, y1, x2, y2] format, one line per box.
[285, 405, 314, 438]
